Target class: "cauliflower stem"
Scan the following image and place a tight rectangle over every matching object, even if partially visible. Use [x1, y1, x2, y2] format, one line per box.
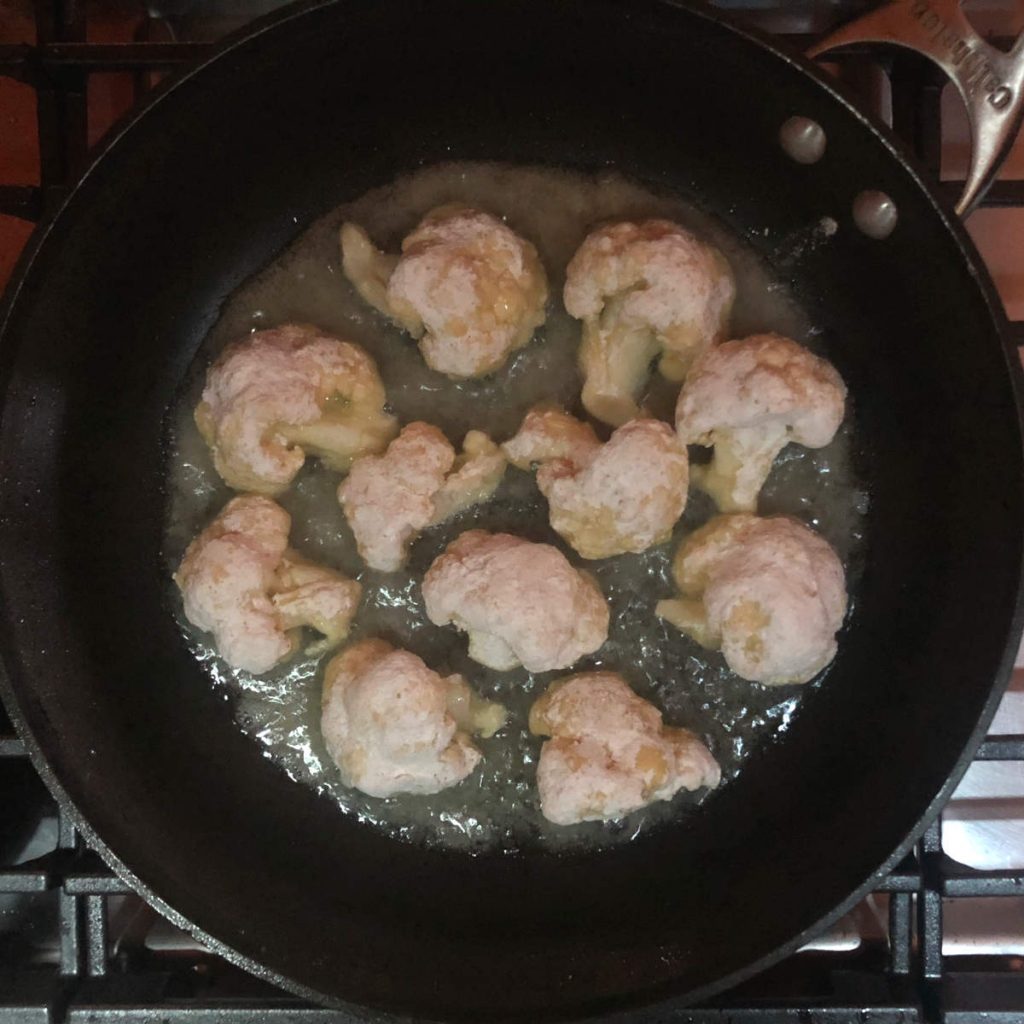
[579, 314, 658, 428]
[279, 405, 399, 474]
[653, 596, 720, 649]
[271, 551, 362, 655]
[445, 676, 508, 738]
[429, 431, 507, 525]
[339, 222, 401, 323]
[690, 423, 790, 513]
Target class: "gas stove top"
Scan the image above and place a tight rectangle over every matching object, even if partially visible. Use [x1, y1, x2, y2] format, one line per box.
[1, 1, 1023, 1020]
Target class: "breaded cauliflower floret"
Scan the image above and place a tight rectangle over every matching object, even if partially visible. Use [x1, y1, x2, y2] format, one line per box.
[195, 324, 397, 495]
[338, 423, 506, 572]
[503, 407, 689, 559]
[422, 530, 609, 673]
[676, 334, 846, 512]
[501, 404, 601, 471]
[341, 205, 549, 379]
[529, 672, 720, 825]
[174, 495, 361, 674]
[656, 514, 847, 685]
[321, 638, 507, 798]
[564, 220, 735, 426]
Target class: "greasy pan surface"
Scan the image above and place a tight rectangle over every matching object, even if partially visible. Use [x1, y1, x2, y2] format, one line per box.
[1, 0, 1023, 1018]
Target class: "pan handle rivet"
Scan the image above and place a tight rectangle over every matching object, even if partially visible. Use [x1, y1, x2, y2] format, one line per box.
[779, 116, 827, 165]
[852, 190, 898, 240]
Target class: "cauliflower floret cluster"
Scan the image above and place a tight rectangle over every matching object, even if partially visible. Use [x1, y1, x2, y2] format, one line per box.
[341, 205, 549, 379]
[321, 638, 507, 798]
[503, 406, 688, 559]
[656, 514, 847, 685]
[563, 219, 735, 426]
[422, 530, 609, 672]
[174, 495, 361, 674]
[676, 333, 846, 512]
[195, 324, 397, 495]
[176, 196, 852, 828]
[338, 422, 506, 572]
[529, 672, 721, 825]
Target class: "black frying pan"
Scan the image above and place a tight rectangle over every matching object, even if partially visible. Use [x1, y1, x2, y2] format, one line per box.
[1, 0, 1023, 1019]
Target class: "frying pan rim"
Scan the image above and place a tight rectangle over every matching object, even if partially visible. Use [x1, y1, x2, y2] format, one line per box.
[1, 0, 1023, 1018]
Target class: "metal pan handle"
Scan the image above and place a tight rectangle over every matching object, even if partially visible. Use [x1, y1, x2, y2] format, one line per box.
[808, 0, 1024, 216]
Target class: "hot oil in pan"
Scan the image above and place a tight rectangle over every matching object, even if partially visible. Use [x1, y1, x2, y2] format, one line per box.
[165, 162, 868, 852]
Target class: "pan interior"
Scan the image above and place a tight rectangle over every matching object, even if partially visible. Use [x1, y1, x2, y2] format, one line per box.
[1, 0, 1021, 1017]
[166, 160, 868, 853]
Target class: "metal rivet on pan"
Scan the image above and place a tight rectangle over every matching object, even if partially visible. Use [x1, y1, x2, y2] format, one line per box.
[852, 190, 898, 239]
[779, 116, 827, 165]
